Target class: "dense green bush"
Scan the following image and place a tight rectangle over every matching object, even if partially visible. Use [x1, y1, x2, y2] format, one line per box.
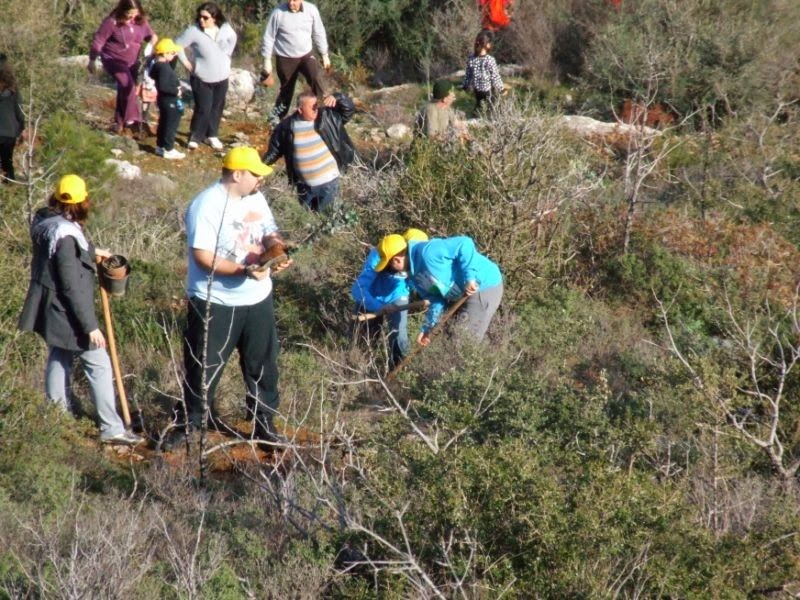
[579, 0, 800, 121]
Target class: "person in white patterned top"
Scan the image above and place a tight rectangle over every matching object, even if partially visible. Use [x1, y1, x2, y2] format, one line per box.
[462, 31, 505, 115]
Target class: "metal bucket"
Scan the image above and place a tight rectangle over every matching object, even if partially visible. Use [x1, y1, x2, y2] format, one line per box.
[99, 255, 130, 297]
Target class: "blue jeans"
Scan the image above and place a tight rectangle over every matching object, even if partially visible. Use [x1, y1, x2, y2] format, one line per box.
[386, 296, 410, 365]
[45, 346, 127, 440]
[296, 177, 340, 212]
[353, 296, 410, 368]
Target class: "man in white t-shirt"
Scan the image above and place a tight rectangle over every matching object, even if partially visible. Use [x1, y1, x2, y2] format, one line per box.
[165, 147, 292, 449]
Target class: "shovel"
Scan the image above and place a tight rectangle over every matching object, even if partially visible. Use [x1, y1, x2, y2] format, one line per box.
[386, 294, 469, 381]
[99, 285, 132, 427]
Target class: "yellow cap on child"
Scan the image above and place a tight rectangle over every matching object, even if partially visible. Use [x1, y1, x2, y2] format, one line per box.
[155, 38, 182, 55]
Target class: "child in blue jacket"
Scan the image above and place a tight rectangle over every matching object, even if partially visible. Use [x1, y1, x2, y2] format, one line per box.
[352, 228, 428, 365]
[374, 234, 502, 347]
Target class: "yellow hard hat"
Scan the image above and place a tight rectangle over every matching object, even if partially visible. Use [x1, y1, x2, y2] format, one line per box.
[374, 234, 407, 272]
[402, 228, 428, 242]
[56, 174, 88, 204]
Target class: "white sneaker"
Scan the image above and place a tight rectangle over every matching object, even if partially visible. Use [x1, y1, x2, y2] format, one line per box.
[205, 137, 224, 150]
[187, 140, 199, 150]
[155, 146, 165, 156]
[163, 148, 186, 160]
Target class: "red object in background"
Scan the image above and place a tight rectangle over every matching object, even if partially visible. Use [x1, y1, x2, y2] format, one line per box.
[608, 0, 622, 5]
[621, 99, 676, 129]
[479, 0, 512, 32]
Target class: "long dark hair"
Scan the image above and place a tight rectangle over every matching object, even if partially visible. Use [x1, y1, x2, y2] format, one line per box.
[111, 0, 147, 24]
[474, 30, 493, 55]
[0, 61, 17, 94]
[48, 195, 91, 225]
[196, 2, 226, 27]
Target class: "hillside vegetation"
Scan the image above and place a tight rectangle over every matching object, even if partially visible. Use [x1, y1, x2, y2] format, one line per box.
[2, 0, 800, 597]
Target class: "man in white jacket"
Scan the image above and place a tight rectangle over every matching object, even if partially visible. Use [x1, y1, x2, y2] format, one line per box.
[260, 0, 330, 126]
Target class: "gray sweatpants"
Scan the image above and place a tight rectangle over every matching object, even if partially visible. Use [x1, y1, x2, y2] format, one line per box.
[45, 346, 126, 440]
[459, 283, 503, 340]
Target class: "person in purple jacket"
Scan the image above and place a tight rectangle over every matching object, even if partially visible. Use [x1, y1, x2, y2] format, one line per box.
[89, 0, 158, 134]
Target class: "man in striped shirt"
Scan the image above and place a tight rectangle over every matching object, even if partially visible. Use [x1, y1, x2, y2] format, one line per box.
[263, 88, 355, 212]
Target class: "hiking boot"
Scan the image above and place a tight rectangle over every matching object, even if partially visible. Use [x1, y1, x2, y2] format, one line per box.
[155, 146, 165, 156]
[187, 140, 199, 150]
[163, 148, 186, 160]
[103, 431, 144, 446]
[159, 427, 190, 452]
[253, 421, 288, 445]
[205, 137, 224, 150]
[208, 416, 240, 437]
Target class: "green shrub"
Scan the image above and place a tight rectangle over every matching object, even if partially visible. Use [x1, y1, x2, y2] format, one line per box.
[38, 111, 115, 192]
[580, 0, 800, 120]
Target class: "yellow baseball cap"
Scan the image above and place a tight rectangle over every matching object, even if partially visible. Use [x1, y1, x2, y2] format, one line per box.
[57, 174, 88, 204]
[374, 234, 407, 272]
[155, 38, 182, 55]
[402, 228, 428, 242]
[223, 147, 274, 177]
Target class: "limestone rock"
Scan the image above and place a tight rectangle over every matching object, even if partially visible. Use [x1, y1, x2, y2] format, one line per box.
[105, 159, 141, 180]
[141, 173, 177, 195]
[386, 123, 411, 140]
[559, 115, 659, 153]
[227, 68, 256, 109]
[57, 55, 97, 69]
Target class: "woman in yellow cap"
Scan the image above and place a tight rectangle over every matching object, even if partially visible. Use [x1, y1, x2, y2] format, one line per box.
[18, 175, 142, 446]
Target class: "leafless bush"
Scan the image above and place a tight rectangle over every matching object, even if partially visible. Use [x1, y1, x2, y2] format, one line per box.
[3, 482, 157, 599]
[430, 0, 482, 76]
[656, 284, 800, 481]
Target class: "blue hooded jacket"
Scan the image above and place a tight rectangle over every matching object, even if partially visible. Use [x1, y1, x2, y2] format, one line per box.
[351, 247, 411, 312]
[407, 236, 502, 332]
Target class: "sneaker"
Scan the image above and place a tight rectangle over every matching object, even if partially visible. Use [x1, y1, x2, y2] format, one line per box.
[103, 431, 144, 446]
[205, 137, 224, 150]
[163, 148, 186, 160]
[187, 140, 199, 150]
[154, 146, 165, 156]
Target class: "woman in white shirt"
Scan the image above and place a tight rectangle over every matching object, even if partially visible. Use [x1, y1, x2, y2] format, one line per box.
[176, 2, 237, 150]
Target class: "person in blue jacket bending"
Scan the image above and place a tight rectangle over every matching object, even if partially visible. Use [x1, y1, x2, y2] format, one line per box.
[352, 228, 428, 366]
[374, 233, 502, 347]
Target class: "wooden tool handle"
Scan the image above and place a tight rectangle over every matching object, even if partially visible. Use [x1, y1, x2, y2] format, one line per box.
[386, 295, 468, 381]
[100, 286, 131, 427]
[354, 299, 430, 322]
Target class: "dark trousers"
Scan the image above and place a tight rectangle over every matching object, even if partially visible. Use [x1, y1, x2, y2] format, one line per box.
[189, 76, 228, 142]
[273, 53, 325, 119]
[156, 95, 181, 151]
[0, 136, 15, 181]
[181, 294, 280, 428]
[296, 177, 339, 212]
[474, 90, 497, 116]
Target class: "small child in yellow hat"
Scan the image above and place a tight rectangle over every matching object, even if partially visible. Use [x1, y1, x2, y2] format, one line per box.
[151, 38, 185, 159]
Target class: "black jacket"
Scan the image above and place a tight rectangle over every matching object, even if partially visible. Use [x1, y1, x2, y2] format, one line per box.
[0, 88, 24, 139]
[18, 208, 100, 351]
[262, 92, 355, 185]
